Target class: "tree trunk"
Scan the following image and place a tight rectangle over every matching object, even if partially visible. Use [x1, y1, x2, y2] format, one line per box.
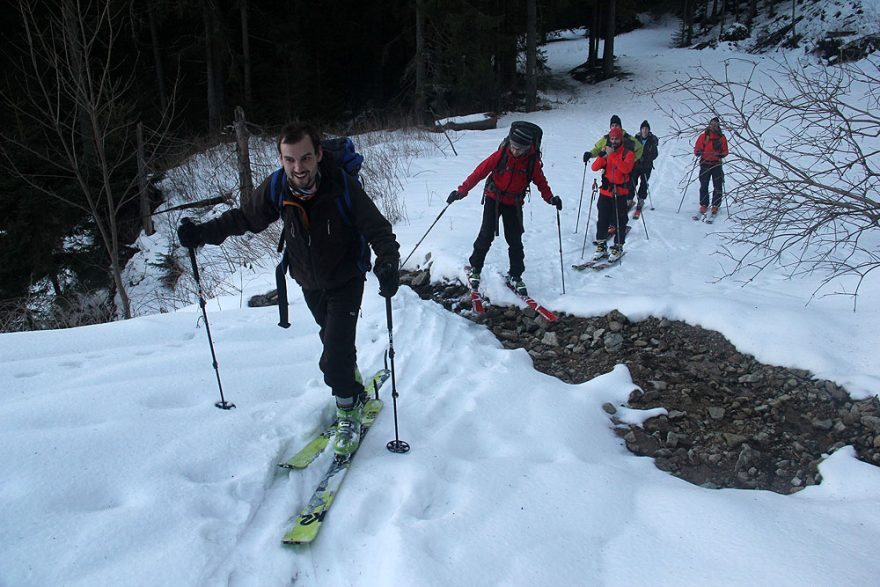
[203, 0, 221, 134]
[525, 0, 537, 112]
[747, 0, 758, 26]
[146, 2, 168, 113]
[240, 0, 252, 108]
[588, 1, 599, 67]
[234, 106, 253, 203]
[137, 123, 155, 236]
[602, 0, 616, 79]
[683, 0, 694, 46]
[414, 0, 427, 125]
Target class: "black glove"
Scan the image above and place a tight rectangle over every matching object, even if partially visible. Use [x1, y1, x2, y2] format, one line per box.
[177, 218, 204, 249]
[549, 196, 562, 210]
[582, 151, 591, 163]
[374, 258, 400, 298]
[447, 190, 463, 204]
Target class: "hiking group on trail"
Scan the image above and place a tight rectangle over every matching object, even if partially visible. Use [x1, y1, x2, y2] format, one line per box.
[175, 114, 727, 545]
[439, 113, 728, 286]
[176, 114, 722, 460]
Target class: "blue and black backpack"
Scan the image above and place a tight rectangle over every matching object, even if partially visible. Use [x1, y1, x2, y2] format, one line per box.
[271, 136, 366, 328]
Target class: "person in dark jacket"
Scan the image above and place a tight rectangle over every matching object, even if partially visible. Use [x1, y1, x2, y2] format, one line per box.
[632, 120, 659, 220]
[694, 117, 729, 217]
[177, 122, 400, 457]
[446, 124, 561, 297]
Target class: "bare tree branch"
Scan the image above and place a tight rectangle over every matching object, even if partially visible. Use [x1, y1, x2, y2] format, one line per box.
[654, 55, 880, 307]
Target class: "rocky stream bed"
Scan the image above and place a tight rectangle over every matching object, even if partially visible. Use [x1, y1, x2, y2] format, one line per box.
[403, 269, 880, 495]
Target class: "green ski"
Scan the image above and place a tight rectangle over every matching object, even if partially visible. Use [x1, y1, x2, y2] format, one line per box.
[279, 369, 389, 470]
[282, 398, 383, 544]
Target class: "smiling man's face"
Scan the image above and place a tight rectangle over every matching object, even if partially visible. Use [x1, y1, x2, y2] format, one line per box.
[280, 136, 323, 191]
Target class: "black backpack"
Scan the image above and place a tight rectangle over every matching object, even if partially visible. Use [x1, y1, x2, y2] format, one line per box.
[270, 136, 367, 328]
[487, 121, 543, 200]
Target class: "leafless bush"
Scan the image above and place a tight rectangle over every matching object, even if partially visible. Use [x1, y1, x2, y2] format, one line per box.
[0, 291, 115, 332]
[349, 126, 449, 224]
[654, 56, 880, 307]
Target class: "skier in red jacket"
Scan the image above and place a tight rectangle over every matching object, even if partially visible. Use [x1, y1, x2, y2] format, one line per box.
[589, 126, 635, 264]
[447, 124, 561, 296]
[693, 117, 728, 218]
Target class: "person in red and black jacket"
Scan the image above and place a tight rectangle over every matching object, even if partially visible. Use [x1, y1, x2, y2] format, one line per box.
[447, 125, 561, 296]
[694, 117, 729, 216]
[589, 126, 635, 263]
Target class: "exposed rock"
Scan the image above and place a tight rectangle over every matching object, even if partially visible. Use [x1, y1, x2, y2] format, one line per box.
[404, 270, 880, 495]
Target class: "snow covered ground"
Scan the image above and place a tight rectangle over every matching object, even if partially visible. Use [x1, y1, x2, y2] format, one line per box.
[2, 16, 879, 587]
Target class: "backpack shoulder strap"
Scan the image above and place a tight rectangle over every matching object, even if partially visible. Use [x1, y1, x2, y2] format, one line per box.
[526, 148, 539, 182]
[334, 169, 355, 226]
[267, 168, 287, 210]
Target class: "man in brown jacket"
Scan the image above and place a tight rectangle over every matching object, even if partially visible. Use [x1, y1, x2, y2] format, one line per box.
[178, 122, 400, 457]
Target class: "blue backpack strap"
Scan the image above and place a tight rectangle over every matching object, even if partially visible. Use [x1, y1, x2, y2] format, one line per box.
[334, 170, 354, 226]
[333, 170, 371, 272]
[267, 168, 286, 210]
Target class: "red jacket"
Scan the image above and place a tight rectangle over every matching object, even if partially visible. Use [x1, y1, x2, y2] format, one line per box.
[591, 145, 635, 197]
[457, 146, 554, 206]
[694, 130, 728, 164]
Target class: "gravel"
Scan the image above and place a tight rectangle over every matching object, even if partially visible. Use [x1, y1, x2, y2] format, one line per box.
[405, 269, 880, 495]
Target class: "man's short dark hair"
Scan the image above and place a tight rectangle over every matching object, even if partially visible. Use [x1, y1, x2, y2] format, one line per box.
[277, 122, 323, 154]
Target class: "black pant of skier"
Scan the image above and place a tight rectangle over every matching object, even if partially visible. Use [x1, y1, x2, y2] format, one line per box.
[698, 163, 724, 209]
[469, 200, 525, 280]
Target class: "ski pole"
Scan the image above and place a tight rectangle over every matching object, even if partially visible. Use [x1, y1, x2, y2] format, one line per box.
[639, 203, 650, 240]
[400, 203, 450, 268]
[184, 221, 235, 411]
[556, 208, 565, 294]
[677, 157, 700, 213]
[574, 163, 587, 233]
[721, 175, 729, 218]
[580, 178, 598, 258]
[384, 297, 409, 454]
[647, 183, 655, 210]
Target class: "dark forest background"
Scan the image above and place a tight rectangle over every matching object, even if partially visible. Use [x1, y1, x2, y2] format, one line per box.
[0, 0, 792, 326]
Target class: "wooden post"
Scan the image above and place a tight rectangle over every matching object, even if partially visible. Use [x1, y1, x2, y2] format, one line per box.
[137, 122, 155, 236]
[234, 106, 254, 203]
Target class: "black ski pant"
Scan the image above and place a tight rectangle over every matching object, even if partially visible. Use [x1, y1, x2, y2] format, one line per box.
[595, 194, 628, 245]
[469, 198, 525, 278]
[302, 276, 364, 401]
[698, 163, 724, 208]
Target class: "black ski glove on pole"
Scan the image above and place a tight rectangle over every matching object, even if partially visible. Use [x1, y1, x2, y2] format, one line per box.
[178, 218, 205, 249]
[374, 258, 400, 298]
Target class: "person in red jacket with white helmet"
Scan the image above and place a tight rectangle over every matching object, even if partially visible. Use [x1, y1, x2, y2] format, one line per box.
[694, 117, 728, 218]
[447, 124, 561, 296]
[590, 126, 635, 263]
